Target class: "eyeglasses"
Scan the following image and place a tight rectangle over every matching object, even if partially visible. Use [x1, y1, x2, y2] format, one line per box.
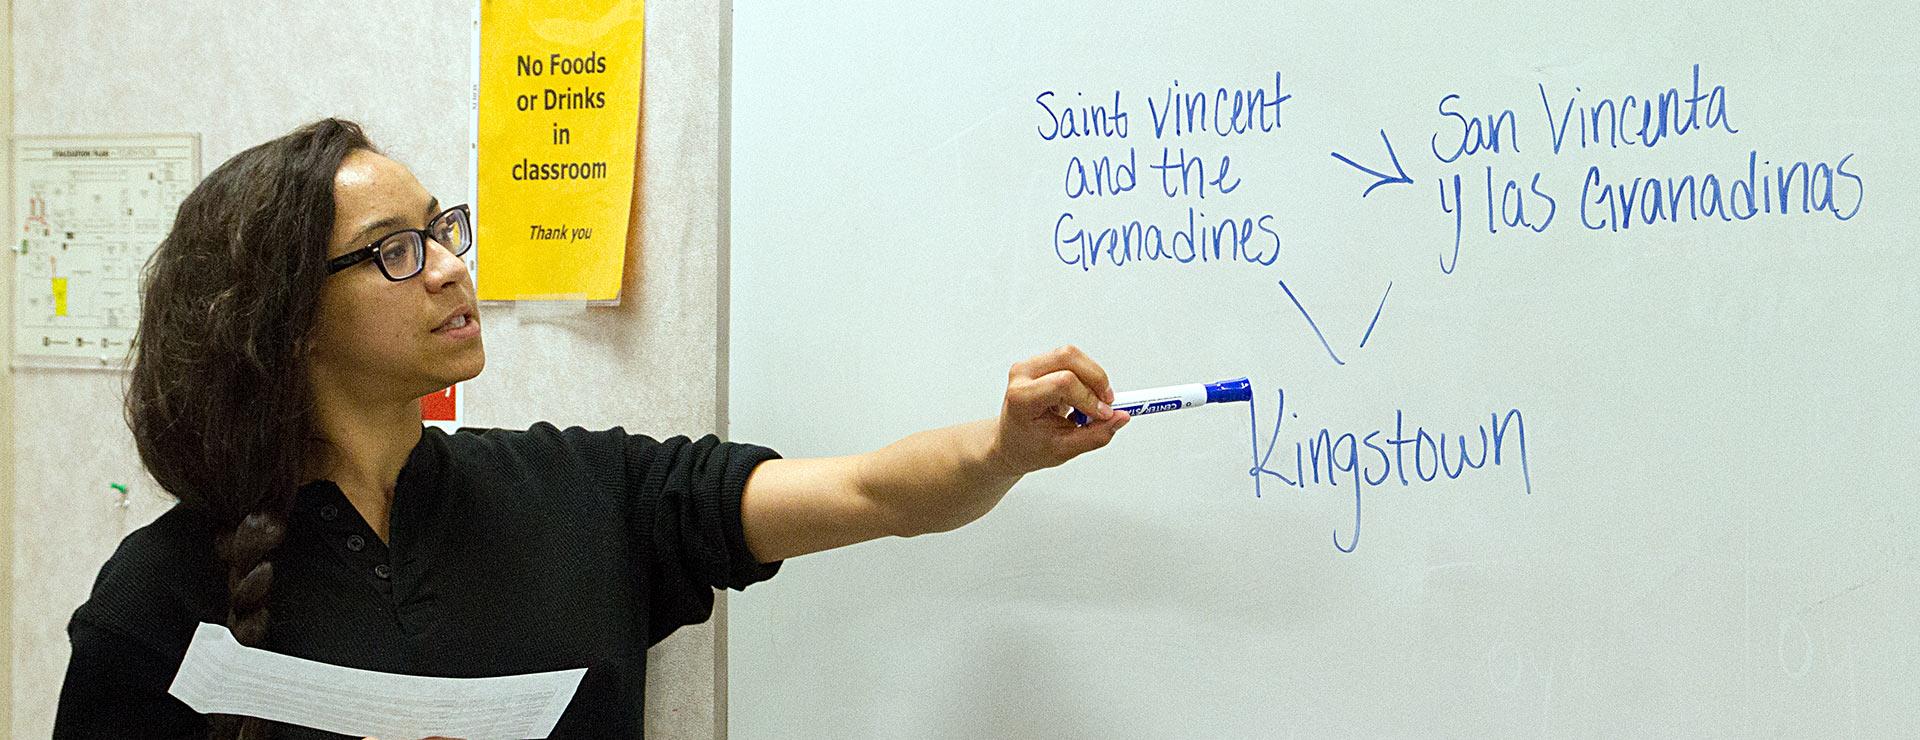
[326, 204, 473, 281]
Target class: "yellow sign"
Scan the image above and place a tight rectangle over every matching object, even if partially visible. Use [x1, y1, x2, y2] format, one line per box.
[477, 0, 645, 301]
[51, 277, 68, 316]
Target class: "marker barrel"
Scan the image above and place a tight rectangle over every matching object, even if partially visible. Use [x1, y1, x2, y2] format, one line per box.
[1068, 377, 1251, 426]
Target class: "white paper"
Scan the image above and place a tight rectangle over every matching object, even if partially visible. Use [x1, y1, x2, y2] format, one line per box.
[168, 622, 585, 740]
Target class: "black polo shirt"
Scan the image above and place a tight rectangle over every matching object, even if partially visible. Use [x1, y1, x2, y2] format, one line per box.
[52, 423, 782, 739]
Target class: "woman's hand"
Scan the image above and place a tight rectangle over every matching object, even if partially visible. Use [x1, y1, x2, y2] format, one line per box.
[986, 345, 1130, 477]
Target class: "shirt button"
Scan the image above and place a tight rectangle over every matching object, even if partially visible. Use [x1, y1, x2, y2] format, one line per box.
[374, 563, 392, 580]
[319, 505, 339, 522]
[346, 534, 366, 552]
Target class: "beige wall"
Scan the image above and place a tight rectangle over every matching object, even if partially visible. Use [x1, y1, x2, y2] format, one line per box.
[9, 1, 732, 737]
[2, 0, 18, 726]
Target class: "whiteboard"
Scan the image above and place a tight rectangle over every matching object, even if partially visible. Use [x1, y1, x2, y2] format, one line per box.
[728, 2, 1920, 736]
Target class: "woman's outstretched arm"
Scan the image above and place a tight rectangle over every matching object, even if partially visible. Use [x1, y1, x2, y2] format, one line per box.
[739, 345, 1129, 563]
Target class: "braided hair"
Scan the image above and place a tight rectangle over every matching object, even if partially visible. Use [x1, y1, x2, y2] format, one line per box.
[124, 118, 374, 740]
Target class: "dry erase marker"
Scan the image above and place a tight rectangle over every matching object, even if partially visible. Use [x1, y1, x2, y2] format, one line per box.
[1069, 377, 1252, 426]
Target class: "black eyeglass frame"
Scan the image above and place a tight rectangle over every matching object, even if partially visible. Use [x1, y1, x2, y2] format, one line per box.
[325, 204, 473, 281]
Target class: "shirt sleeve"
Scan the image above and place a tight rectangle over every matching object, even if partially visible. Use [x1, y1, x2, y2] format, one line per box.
[53, 619, 206, 739]
[622, 432, 783, 645]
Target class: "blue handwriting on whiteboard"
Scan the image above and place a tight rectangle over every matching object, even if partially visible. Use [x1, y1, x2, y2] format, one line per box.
[1416, 64, 1865, 275]
[1248, 388, 1531, 553]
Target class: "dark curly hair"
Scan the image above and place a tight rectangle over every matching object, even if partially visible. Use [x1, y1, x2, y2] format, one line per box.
[124, 118, 374, 740]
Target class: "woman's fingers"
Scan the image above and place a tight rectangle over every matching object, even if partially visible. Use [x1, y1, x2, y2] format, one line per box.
[1021, 369, 1111, 424]
[1060, 407, 1129, 456]
[1009, 345, 1114, 404]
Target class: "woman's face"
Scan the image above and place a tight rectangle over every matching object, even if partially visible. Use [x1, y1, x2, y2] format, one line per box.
[308, 150, 484, 405]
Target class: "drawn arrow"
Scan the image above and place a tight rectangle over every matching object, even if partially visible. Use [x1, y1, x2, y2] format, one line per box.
[1329, 129, 1413, 197]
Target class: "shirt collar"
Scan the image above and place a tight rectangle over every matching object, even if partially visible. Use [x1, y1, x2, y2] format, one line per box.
[296, 425, 446, 507]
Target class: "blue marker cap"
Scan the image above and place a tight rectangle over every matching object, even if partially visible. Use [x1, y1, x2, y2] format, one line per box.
[1204, 377, 1252, 404]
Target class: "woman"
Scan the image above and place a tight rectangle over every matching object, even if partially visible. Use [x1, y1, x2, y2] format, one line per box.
[50, 119, 1129, 739]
